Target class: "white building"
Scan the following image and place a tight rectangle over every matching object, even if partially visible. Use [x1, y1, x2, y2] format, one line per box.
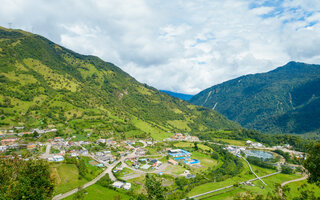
[48, 155, 64, 162]
[123, 183, 131, 190]
[0, 146, 7, 152]
[112, 181, 124, 188]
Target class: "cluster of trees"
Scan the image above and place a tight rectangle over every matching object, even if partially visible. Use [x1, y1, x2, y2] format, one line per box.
[246, 156, 277, 170]
[197, 128, 312, 152]
[206, 143, 243, 181]
[0, 157, 54, 199]
[274, 149, 300, 164]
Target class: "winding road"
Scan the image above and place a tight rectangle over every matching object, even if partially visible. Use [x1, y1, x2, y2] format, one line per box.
[52, 140, 149, 200]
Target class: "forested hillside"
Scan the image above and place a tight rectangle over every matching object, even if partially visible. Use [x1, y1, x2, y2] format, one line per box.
[190, 62, 320, 134]
[0, 27, 239, 138]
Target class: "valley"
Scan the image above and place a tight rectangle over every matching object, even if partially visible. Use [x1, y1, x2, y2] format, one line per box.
[0, 27, 319, 200]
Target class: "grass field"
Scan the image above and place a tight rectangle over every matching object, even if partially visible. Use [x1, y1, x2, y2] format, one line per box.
[50, 157, 103, 195]
[132, 118, 172, 140]
[284, 179, 320, 199]
[216, 138, 246, 146]
[188, 170, 304, 199]
[64, 184, 131, 200]
[50, 163, 87, 195]
[173, 142, 212, 152]
[192, 151, 218, 170]
[167, 120, 191, 131]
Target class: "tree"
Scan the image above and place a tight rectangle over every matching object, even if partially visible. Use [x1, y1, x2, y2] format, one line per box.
[281, 165, 294, 174]
[73, 187, 86, 200]
[194, 142, 199, 151]
[304, 143, 320, 186]
[0, 157, 54, 199]
[77, 159, 88, 178]
[145, 174, 166, 200]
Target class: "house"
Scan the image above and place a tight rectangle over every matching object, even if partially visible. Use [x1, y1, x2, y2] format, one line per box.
[49, 155, 64, 162]
[1, 138, 17, 145]
[95, 152, 103, 156]
[79, 150, 88, 155]
[97, 139, 106, 143]
[71, 152, 79, 157]
[186, 174, 196, 179]
[27, 144, 37, 149]
[123, 183, 131, 190]
[140, 164, 151, 170]
[135, 148, 147, 156]
[246, 140, 253, 145]
[150, 159, 158, 165]
[14, 126, 24, 130]
[125, 145, 134, 150]
[168, 149, 191, 160]
[112, 181, 124, 188]
[0, 146, 7, 152]
[168, 159, 178, 165]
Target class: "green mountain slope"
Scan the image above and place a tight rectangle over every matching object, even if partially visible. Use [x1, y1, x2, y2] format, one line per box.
[0, 27, 239, 138]
[189, 61, 320, 134]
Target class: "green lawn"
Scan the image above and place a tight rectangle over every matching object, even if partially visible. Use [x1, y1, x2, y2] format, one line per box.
[132, 118, 172, 140]
[166, 164, 187, 175]
[191, 151, 218, 170]
[284, 179, 320, 199]
[51, 163, 87, 195]
[114, 167, 135, 179]
[64, 184, 131, 200]
[167, 120, 191, 131]
[173, 142, 212, 152]
[187, 160, 255, 197]
[191, 172, 304, 199]
[216, 138, 246, 146]
[51, 158, 103, 195]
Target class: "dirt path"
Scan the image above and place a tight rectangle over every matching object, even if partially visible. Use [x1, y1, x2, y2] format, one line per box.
[279, 175, 308, 197]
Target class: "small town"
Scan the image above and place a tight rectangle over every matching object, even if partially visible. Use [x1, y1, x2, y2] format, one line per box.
[0, 126, 308, 199]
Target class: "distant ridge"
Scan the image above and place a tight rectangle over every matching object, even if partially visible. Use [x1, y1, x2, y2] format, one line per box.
[189, 61, 320, 134]
[160, 90, 193, 101]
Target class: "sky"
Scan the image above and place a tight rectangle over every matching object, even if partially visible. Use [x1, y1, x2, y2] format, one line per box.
[1, 0, 320, 94]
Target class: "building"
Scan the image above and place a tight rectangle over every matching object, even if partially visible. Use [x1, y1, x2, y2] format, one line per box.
[48, 155, 64, 162]
[184, 159, 200, 165]
[1, 138, 17, 145]
[0, 146, 7, 152]
[168, 159, 178, 165]
[123, 183, 131, 190]
[112, 181, 124, 188]
[140, 164, 151, 170]
[168, 149, 192, 160]
[168, 149, 192, 157]
[97, 139, 106, 143]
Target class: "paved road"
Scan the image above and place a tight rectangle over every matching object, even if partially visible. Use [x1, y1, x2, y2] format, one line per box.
[52, 148, 139, 200]
[183, 172, 280, 200]
[41, 143, 52, 159]
[240, 156, 267, 185]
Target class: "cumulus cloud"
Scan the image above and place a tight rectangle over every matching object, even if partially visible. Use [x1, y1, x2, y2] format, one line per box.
[1, 0, 320, 94]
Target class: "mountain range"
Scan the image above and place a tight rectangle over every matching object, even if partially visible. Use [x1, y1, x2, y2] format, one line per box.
[0, 27, 239, 138]
[190, 61, 320, 134]
[160, 90, 193, 101]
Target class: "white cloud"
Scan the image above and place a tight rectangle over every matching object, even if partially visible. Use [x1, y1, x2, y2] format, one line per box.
[1, 0, 320, 94]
